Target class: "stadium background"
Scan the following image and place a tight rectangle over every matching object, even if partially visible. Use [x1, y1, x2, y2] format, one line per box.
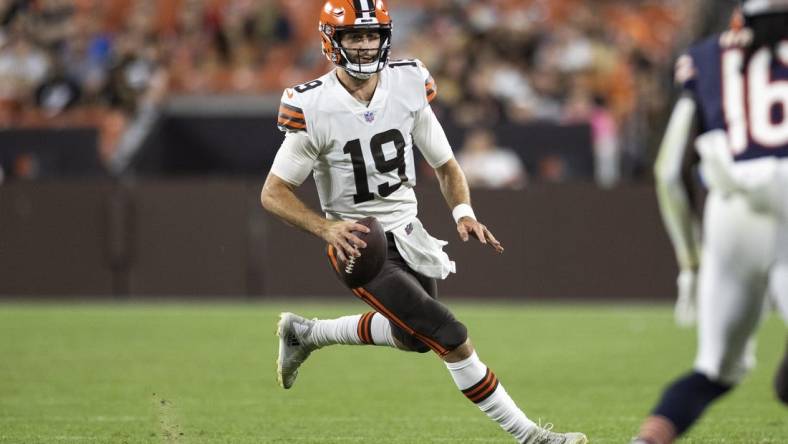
[2, 1, 787, 444]
[0, 0, 733, 299]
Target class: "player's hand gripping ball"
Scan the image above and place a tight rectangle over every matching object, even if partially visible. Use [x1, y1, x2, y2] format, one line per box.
[328, 217, 387, 288]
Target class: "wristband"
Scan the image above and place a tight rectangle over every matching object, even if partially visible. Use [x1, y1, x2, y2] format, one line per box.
[452, 203, 476, 223]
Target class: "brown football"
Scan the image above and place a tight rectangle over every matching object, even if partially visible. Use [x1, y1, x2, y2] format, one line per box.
[327, 217, 387, 288]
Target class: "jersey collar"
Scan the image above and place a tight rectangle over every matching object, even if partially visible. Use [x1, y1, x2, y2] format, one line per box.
[331, 68, 389, 122]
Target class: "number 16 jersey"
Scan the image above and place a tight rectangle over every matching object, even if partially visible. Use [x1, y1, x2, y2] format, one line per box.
[270, 59, 453, 232]
[679, 34, 788, 161]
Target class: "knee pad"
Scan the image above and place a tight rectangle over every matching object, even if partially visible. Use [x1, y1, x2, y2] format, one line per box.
[433, 320, 468, 352]
[411, 342, 431, 353]
[392, 320, 468, 354]
[390, 325, 431, 353]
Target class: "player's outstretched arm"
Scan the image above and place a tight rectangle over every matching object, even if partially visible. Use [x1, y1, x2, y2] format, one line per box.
[654, 95, 701, 327]
[434, 158, 503, 254]
[655, 95, 701, 270]
[261, 173, 369, 262]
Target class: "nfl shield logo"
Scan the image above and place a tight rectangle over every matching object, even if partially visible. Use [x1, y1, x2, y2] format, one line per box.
[363, 111, 375, 123]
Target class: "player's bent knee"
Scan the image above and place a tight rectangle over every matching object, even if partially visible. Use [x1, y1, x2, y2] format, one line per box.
[694, 367, 744, 388]
[694, 355, 752, 386]
[412, 342, 431, 353]
[434, 321, 468, 352]
[396, 335, 431, 353]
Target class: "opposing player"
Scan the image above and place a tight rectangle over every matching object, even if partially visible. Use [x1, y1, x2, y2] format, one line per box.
[632, 1, 788, 443]
[260, 1, 587, 443]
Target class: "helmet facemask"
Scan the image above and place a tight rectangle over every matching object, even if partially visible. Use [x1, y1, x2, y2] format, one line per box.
[322, 25, 392, 80]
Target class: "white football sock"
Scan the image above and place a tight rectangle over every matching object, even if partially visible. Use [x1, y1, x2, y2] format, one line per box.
[305, 312, 396, 348]
[445, 352, 537, 443]
[305, 314, 363, 347]
[369, 312, 397, 347]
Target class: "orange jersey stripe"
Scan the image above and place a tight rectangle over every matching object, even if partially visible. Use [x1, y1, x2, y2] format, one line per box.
[277, 117, 306, 129]
[279, 102, 304, 116]
[278, 113, 305, 125]
[278, 106, 305, 120]
[425, 76, 437, 102]
[426, 90, 437, 103]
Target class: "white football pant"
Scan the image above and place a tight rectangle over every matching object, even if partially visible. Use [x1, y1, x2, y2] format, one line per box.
[694, 160, 788, 385]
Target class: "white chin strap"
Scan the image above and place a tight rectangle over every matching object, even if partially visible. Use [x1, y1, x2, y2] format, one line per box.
[339, 47, 383, 79]
[345, 69, 374, 80]
[743, 0, 788, 15]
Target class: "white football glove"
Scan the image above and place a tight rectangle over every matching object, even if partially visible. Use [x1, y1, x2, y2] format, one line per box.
[674, 268, 698, 328]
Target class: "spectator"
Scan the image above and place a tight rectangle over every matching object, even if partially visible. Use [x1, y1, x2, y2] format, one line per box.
[0, 0, 704, 181]
[563, 78, 621, 187]
[457, 127, 526, 190]
[34, 54, 81, 117]
[0, 32, 50, 107]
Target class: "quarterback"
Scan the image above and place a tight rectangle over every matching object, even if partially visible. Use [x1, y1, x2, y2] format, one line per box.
[260, 1, 587, 443]
[632, 1, 788, 443]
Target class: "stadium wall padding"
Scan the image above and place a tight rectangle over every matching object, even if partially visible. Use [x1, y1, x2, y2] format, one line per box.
[0, 180, 675, 300]
[128, 114, 592, 180]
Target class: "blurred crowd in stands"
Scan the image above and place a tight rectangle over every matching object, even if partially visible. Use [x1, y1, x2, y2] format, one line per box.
[0, 0, 709, 185]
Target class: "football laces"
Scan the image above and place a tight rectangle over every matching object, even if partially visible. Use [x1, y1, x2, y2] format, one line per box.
[344, 254, 357, 274]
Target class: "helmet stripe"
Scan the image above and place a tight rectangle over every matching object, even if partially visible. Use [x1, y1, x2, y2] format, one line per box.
[353, 0, 375, 20]
[353, 0, 364, 14]
[362, 0, 374, 17]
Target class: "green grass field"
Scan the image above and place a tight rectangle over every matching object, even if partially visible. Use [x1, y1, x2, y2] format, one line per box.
[0, 302, 786, 443]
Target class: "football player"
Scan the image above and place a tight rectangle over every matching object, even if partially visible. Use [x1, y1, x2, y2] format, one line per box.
[260, 1, 587, 443]
[632, 1, 788, 443]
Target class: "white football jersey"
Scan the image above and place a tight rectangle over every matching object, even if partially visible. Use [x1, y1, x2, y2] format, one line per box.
[271, 59, 452, 232]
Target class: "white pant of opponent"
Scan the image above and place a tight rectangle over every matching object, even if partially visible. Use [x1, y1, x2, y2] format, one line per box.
[694, 162, 788, 385]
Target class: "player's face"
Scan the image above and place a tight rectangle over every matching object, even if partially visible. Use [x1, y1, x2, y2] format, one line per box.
[340, 29, 381, 64]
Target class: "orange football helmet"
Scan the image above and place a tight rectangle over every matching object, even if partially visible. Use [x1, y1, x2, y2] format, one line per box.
[319, 0, 393, 79]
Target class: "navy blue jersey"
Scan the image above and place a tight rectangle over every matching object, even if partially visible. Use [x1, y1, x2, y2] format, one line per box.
[678, 32, 788, 161]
